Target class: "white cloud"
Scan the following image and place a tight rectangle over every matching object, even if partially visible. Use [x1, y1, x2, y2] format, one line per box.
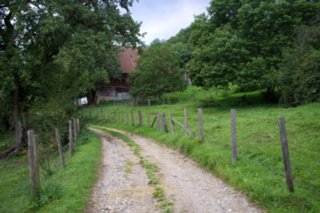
[130, 0, 210, 44]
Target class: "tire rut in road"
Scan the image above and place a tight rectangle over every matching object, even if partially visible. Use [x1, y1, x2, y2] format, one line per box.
[86, 129, 159, 213]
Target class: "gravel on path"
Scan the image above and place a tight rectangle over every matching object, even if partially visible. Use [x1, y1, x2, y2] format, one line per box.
[86, 129, 159, 213]
[103, 127, 265, 213]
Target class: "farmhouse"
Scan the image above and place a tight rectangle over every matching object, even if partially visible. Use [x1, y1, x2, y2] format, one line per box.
[96, 48, 139, 103]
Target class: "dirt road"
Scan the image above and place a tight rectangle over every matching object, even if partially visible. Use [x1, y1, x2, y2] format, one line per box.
[87, 127, 264, 213]
[87, 129, 159, 213]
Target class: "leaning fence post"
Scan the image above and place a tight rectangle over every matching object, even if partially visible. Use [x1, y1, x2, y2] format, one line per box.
[198, 108, 204, 142]
[69, 120, 74, 156]
[169, 112, 175, 135]
[138, 111, 143, 126]
[162, 113, 168, 134]
[278, 117, 294, 193]
[27, 130, 40, 196]
[55, 128, 65, 168]
[147, 111, 150, 127]
[231, 109, 237, 162]
[131, 111, 135, 126]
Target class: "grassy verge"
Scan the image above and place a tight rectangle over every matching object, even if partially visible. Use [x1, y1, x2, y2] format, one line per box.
[92, 126, 173, 213]
[83, 87, 320, 213]
[0, 128, 101, 213]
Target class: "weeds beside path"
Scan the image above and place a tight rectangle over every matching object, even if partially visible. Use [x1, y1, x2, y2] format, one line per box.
[0, 129, 101, 213]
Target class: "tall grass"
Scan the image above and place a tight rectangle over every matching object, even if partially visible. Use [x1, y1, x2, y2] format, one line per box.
[0, 129, 101, 213]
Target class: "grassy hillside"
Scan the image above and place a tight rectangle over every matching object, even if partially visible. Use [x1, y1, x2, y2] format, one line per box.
[84, 87, 320, 213]
[0, 129, 101, 213]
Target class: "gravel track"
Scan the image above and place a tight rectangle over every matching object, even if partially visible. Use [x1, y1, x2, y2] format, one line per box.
[86, 129, 159, 213]
[101, 127, 265, 213]
[89, 128, 264, 213]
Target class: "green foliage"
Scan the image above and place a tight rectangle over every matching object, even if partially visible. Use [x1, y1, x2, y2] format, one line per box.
[279, 24, 320, 105]
[129, 44, 186, 98]
[166, 27, 193, 70]
[0, 0, 141, 133]
[188, 24, 250, 88]
[186, 0, 320, 100]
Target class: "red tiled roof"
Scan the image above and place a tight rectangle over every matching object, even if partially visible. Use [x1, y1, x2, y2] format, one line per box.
[118, 48, 139, 73]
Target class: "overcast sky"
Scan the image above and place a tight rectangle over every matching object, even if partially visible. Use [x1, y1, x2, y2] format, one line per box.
[130, 0, 211, 45]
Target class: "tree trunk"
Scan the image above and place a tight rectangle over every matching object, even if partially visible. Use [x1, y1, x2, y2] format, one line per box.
[265, 87, 278, 103]
[14, 88, 22, 154]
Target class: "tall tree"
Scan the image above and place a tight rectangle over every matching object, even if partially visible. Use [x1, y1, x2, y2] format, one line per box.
[129, 44, 186, 99]
[0, 0, 142, 151]
[279, 22, 320, 105]
[187, 0, 320, 100]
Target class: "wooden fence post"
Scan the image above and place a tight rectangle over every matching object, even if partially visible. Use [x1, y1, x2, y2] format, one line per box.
[147, 111, 150, 127]
[73, 118, 77, 141]
[138, 111, 143, 126]
[27, 130, 40, 196]
[151, 113, 158, 128]
[231, 109, 237, 162]
[156, 112, 160, 131]
[69, 120, 74, 156]
[184, 108, 188, 133]
[278, 117, 294, 193]
[131, 111, 135, 126]
[77, 118, 80, 132]
[198, 108, 204, 142]
[126, 112, 129, 125]
[184, 108, 188, 128]
[148, 99, 151, 106]
[55, 128, 65, 168]
[169, 112, 175, 135]
[162, 113, 168, 134]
